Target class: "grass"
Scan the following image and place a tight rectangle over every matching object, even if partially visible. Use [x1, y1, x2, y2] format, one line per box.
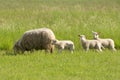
[0, 0, 120, 80]
[0, 51, 120, 80]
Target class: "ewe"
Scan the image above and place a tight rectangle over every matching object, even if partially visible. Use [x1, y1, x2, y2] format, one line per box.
[13, 28, 56, 53]
[78, 35, 102, 52]
[92, 31, 116, 51]
[51, 39, 75, 53]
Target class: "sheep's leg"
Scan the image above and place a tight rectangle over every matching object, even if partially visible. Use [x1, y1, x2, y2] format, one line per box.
[45, 49, 50, 53]
[21, 49, 25, 54]
[29, 49, 35, 53]
[50, 47, 54, 53]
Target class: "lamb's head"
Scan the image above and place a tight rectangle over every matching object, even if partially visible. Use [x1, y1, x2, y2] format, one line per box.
[92, 31, 99, 39]
[78, 35, 86, 41]
[51, 39, 58, 45]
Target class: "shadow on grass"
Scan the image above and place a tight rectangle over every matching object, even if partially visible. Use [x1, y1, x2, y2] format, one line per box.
[5, 50, 16, 56]
[0, 50, 24, 56]
[2, 50, 50, 56]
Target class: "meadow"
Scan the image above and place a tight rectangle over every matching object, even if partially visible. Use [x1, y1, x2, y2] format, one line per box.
[0, 0, 120, 80]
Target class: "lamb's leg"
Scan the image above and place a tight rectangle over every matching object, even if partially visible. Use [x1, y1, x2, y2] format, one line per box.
[58, 49, 62, 53]
[101, 45, 105, 50]
[110, 45, 116, 51]
[112, 48, 116, 51]
[70, 47, 74, 53]
[96, 45, 102, 52]
[98, 48, 102, 52]
[70, 50, 73, 53]
[85, 47, 89, 51]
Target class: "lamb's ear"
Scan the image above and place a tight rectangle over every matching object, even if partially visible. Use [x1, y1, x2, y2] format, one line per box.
[97, 32, 101, 35]
[92, 31, 96, 34]
[54, 39, 57, 42]
[92, 31, 94, 33]
[51, 39, 55, 42]
[78, 34, 81, 37]
[51, 39, 56, 44]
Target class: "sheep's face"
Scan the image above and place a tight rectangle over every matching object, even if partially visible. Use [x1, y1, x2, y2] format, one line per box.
[13, 43, 20, 52]
[13, 41, 22, 53]
[92, 31, 99, 39]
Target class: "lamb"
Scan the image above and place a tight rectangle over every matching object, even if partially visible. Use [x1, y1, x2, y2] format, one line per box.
[13, 28, 56, 53]
[51, 39, 75, 53]
[92, 31, 116, 51]
[78, 35, 102, 52]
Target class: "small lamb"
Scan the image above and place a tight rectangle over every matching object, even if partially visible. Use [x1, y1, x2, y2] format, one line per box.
[51, 39, 75, 53]
[78, 35, 102, 52]
[92, 31, 116, 51]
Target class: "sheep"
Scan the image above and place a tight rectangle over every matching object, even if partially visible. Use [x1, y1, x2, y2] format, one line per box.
[78, 35, 102, 52]
[13, 28, 56, 53]
[51, 39, 75, 53]
[92, 31, 116, 51]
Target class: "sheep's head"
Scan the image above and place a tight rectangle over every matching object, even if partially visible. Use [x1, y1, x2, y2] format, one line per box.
[92, 31, 99, 39]
[13, 40, 23, 53]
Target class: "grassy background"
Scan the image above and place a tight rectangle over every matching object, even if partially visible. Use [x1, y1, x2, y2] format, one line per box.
[0, 0, 120, 80]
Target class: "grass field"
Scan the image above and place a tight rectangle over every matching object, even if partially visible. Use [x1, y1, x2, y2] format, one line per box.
[0, 0, 120, 80]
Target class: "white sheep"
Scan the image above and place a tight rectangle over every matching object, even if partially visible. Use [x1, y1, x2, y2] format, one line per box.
[51, 39, 75, 53]
[13, 28, 56, 53]
[92, 31, 116, 51]
[78, 35, 102, 52]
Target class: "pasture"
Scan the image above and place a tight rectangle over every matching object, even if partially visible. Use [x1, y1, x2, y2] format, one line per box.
[0, 0, 120, 80]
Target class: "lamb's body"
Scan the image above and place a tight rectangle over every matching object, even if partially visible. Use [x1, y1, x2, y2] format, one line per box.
[13, 28, 56, 53]
[79, 35, 102, 52]
[52, 40, 75, 53]
[92, 31, 116, 51]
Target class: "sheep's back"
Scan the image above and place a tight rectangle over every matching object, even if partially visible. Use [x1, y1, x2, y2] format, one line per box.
[20, 28, 55, 50]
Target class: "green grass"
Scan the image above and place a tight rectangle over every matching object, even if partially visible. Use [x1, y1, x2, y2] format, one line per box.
[0, 51, 120, 80]
[0, 0, 120, 80]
